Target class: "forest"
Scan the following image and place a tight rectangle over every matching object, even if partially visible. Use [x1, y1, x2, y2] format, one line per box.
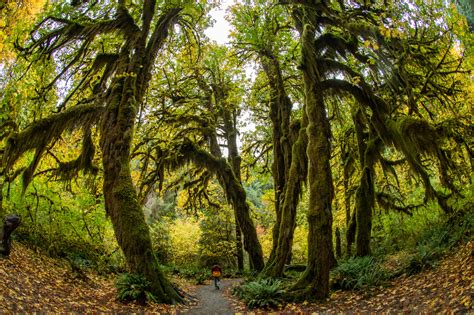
[0, 0, 472, 313]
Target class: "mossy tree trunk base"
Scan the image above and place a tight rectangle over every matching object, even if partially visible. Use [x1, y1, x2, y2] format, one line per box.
[0, 214, 21, 257]
[101, 88, 183, 304]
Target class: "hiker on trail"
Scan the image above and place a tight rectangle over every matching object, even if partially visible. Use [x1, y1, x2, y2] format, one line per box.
[211, 264, 222, 290]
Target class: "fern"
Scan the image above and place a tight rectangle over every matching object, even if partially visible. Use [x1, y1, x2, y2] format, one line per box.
[232, 278, 285, 309]
[331, 256, 387, 290]
[115, 273, 158, 304]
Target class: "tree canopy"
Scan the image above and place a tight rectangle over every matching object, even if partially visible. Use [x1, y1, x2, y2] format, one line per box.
[0, 0, 472, 307]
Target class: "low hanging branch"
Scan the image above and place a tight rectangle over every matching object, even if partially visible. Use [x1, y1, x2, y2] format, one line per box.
[320, 78, 459, 213]
[2, 104, 103, 189]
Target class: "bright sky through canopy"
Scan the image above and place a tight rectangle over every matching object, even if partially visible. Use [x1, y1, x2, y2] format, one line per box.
[205, 0, 236, 44]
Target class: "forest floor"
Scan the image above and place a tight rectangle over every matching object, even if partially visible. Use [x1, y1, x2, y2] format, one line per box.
[0, 241, 472, 314]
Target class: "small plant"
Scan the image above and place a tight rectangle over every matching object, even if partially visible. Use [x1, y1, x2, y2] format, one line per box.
[331, 256, 387, 290]
[232, 278, 285, 309]
[115, 273, 158, 304]
[404, 210, 473, 275]
[195, 272, 209, 285]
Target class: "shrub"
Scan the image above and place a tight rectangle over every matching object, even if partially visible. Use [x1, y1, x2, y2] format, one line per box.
[331, 256, 387, 290]
[232, 278, 285, 309]
[195, 272, 209, 285]
[170, 266, 210, 284]
[115, 273, 158, 304]
[169, 219, 201, 265]
[404, 210, 473, 275]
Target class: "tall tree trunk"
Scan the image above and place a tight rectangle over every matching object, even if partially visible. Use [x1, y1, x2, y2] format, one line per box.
[346, 211, 356, 256]
[335, 227, 342, 258]
[223, 110, 246, 272]
[228, 183, 265, 271]
[353, 111, 376, 257]
[196, 73, 264, 271]
[0, 178, 4, 219]
[100, 75, 182, 303]
[183, 136, 265, 271]
[263, 114, 308, 277]
[290, 6, 335, 300]
[341, 141, 354, 227]
[355, 167, 373, 256]
[260, 54, 299, 266]
[234, 218, 244, 271]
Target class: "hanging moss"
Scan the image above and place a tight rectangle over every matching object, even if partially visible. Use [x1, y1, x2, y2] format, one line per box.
[375, 192, 422, 215]
[53, 127, 99, 181]
[2, 104, 102, 190]
[385, 116, 454, 213]
[152, 139, 265, 270]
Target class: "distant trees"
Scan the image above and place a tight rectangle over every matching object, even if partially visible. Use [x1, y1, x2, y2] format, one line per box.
[229, 0, 309, 278]
[131, 44, 265, 271]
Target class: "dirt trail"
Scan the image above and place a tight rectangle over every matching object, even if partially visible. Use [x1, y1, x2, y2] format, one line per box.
[1, 241, 472, 313]
[181, 279, 242, 315]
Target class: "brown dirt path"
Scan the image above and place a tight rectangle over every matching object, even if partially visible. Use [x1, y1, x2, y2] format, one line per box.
[179, 279, 242, 315]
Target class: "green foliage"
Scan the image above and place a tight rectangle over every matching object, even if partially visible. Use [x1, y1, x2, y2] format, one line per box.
[194, 272, 209, 285]
[232, 278, 285, 309]
[371, 198, 445, 255]
[291, 225, 308, 264]
[169, 219, 200, 266]
[166, 265, 209, 285]
[115, 273, 158, 304]
[149, 219, 173, 264]
[405, 210, 473, 275]
[4, 179, 125, 274]
[198, 205, 237, 268]
[331, 256, 387, 290]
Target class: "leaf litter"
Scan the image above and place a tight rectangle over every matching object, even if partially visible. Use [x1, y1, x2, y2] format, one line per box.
[0, 241, 472, 313]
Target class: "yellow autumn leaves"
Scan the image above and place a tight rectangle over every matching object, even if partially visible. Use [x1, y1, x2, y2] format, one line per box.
[0, 0, 46, 61]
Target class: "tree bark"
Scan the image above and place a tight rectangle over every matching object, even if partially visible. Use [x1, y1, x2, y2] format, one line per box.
[97, 7, 183, 303]
[262, 57, 293, 263]
[353, 111, 376, 257]
[259, 50, 307, 273]
[341, 142, 354, 227]
[182, 138, 265, 271]
[0, 214, 21, 257]
[222, 110, 244, 272]
[346, 211, 356, 256]
[290, 5, 335, 300]
[234, 218, 244, 271]
[335, 227, 342, 258]
[0, 178, 4, 219]
[100, 81, 182, 303]
[263, 115, 308, 277]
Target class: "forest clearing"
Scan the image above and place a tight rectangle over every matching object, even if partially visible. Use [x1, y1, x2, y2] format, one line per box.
[0, 0, 473, 313]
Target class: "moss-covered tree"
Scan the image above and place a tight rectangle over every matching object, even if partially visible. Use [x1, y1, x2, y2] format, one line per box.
[229, 0, 308, 277]
[132, 44, 265, 271]
[1, 0, 214, 303]
[281, 0, 470, 298]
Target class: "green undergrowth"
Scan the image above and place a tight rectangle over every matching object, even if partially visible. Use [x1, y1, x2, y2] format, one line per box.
[232, 278, 285, 309]
[331, 256, 387, 290]
[332, 206, 472, 291]
[115, 273, 158, 305]
[13, 228, 126, 275]
[161, 265, 245, 284]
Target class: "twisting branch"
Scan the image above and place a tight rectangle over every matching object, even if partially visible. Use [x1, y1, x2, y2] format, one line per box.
[2, 104, 103, 189]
